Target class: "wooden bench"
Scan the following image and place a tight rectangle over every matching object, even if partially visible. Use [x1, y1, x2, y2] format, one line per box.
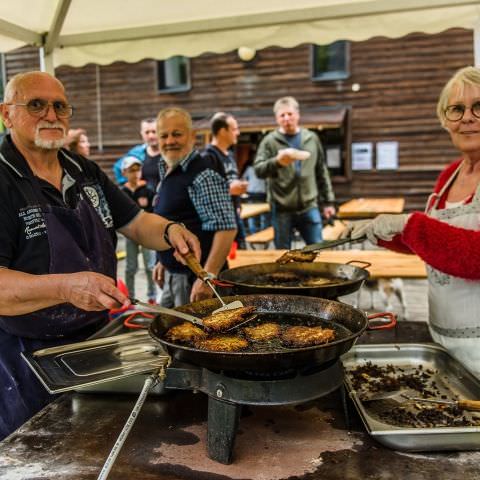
[245, 219, 347, 249]
[245, 226, 274, 249]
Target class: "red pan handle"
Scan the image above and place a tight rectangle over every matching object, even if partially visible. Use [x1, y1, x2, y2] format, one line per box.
[123, 311, 155, 329]
[366, 312, 397, 330]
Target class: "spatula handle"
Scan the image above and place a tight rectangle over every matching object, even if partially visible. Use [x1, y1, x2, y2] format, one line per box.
[458, 399, 480, 411]
[183, 252, 209, 280]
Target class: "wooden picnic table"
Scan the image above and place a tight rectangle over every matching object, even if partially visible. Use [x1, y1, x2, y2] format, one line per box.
[337, 197, 405, 219]
[229, 249, 427, 279]
[240, 202, 271, 220]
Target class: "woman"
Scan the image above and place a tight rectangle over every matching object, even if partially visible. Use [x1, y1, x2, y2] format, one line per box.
[66, 128, 91, 156]
[344, 66, 480, 377]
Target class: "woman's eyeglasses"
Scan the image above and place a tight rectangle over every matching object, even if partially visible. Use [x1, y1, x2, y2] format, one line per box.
[444, 102, 480, 122]
[6, 98, 74, 118]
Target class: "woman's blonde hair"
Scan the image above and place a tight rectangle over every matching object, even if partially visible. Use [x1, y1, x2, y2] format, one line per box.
[436, 66, 480, 126]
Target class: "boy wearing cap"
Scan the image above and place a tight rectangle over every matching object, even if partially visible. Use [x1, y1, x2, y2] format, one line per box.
[121, 157, 156, 303]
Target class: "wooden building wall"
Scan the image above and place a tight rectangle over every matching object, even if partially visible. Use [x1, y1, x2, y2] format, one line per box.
[3, 28, 474, 211]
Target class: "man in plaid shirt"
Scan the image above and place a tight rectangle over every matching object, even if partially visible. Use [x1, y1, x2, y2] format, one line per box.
[153, 107, 237, 307]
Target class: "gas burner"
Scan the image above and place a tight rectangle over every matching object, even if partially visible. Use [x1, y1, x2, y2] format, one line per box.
[164, 359, 344, 464]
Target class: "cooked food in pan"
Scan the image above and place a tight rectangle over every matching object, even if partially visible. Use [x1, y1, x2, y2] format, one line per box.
[165, 322, 207, 343]
[202, 306, 257, 332]
[256, 272, 341, 288]
[244, 322, 281, 341]
[276, 250, 318, 264]
[194, 335, 249, 352]
[282, 326, 336, 347]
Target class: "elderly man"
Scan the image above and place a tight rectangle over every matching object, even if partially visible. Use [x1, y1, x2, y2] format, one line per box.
[153, 107, 237, 307]
[113, 117, 161, 190]
[0, 72, 200, 439]
[203, 112, 248, 248]
[254, 96, 336, 249]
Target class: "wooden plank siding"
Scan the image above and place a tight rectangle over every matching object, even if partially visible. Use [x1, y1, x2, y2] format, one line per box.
[3, 28, 474, 211]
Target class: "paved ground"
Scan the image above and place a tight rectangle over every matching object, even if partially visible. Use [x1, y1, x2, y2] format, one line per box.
[117, 235, 429, 324]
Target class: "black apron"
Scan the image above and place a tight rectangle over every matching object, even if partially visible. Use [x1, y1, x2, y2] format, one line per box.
[0, 168, 116, 440]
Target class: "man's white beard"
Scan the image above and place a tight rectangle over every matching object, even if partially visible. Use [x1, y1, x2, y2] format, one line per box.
[34, 121, 66, 150]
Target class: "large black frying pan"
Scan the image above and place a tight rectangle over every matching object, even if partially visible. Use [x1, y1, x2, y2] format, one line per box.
[149, 294, 395, 373]
[217, 261, 370, 299]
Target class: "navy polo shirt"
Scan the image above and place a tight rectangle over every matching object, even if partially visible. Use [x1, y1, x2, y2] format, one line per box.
[0, 135, 140, 275]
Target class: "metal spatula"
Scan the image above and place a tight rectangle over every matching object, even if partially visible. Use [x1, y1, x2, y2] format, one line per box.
[183, 252, 244, 314]
[130, 298, 205, 327]
[402, 396, 480, 411]
[301, 235, 367, 252]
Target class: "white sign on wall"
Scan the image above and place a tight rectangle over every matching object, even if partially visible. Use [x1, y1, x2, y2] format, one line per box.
[351, 142, 373, 170]
[376, 141, 399, 170]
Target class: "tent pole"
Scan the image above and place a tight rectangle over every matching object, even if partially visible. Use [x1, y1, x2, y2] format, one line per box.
[39, 47, 55, 74]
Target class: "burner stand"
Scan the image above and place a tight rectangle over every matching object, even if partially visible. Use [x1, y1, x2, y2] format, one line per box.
[164, 360, 343, 464]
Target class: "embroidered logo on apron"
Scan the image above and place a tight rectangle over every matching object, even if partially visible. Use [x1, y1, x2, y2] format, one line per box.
[18, 206, 47, 240]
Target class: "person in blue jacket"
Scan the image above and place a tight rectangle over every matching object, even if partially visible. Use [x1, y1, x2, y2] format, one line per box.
[0, 72, 200, 440]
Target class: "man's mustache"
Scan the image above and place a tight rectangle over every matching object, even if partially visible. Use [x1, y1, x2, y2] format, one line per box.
[36, 121, 66, 135]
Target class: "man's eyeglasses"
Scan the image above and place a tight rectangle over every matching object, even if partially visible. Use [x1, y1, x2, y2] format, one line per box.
[444, 102, 480, 122]
[6, 98, 74, 119]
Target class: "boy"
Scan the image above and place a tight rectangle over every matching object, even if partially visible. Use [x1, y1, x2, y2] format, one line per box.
[121, 157, 157, 303]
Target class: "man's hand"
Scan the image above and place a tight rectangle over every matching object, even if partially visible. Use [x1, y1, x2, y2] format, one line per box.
[190, 278, 213, 303]
[341, 214, 411, 244]
[322, 205, 336, 220]
[276, 149, 296, 166]
[229, 180, 248, 196]
[167, 224, 202, 263]
[152, 262, 165, 288]
[60, 272, 129, 311]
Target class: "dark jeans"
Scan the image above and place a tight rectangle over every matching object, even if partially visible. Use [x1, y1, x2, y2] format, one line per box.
[272, 205, 322, 249]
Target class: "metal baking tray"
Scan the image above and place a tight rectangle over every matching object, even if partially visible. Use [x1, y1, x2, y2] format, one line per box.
[22, 330, 170, 394]
[342, 343, 480, 451]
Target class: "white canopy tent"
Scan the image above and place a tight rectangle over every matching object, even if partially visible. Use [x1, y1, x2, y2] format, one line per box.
[0, 0, 479, 72]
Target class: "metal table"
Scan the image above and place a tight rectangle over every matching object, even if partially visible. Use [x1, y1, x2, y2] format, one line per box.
[1, 322, 479, 480]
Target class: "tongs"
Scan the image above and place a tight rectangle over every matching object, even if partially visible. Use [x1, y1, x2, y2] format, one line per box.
[276, 236, 366, 264]
[183, 252, 244, 313]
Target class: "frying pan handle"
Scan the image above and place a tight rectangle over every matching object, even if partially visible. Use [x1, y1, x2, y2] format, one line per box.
[183, 252, 209, 280]
[123, 311, 155, 329]
[366, 312, 397, 330]
[346, 260, 372, 269]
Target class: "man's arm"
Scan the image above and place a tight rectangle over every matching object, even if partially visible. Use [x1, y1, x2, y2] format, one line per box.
[0, 268, 127, 316]
[119, 211, 201, 261]
[253, 135, 282, 179]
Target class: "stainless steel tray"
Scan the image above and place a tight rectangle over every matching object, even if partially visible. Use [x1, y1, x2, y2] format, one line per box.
[22, 330, 169, 394]
[342, 343, 480, 451]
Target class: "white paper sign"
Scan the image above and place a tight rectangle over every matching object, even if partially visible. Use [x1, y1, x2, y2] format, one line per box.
[326, 147, 341, 168]
[351, 142, 373, 170]
[376, 141, 399, 170]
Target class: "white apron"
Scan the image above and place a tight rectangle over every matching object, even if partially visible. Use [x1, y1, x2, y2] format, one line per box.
[426, 162, 480, 377]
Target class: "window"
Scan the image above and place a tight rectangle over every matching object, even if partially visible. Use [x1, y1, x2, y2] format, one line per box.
[157, 56, 190, 93]
[311, 41, 349, 81]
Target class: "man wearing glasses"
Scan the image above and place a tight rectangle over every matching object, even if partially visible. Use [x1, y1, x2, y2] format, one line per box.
[0, 71, 200, 439]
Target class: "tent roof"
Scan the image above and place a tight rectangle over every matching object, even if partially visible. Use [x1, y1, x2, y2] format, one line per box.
[0, 0, 479, 68]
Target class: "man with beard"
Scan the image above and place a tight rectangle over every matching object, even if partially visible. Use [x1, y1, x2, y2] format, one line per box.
[113, 117, 161, 190]
[0, 72, 200, 439]
[153, 107, 237, 307]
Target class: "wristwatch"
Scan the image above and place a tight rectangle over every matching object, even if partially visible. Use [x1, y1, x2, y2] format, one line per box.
[163, 221, 185, 247]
